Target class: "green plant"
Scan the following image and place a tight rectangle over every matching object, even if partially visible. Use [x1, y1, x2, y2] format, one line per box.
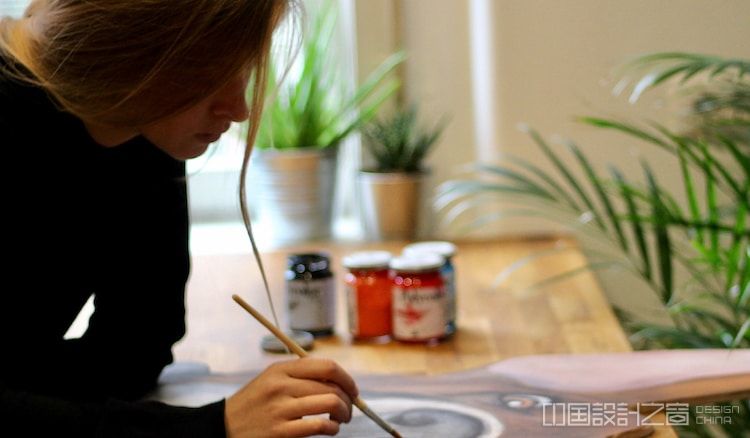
[436, 52, 749, 436]
[255, 4, 404, 150]
[361, 105, 446, 173]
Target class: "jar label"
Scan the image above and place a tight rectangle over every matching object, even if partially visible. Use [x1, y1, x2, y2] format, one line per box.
[346, 283, 358, 335]
[392, 286, 446, 340]
[287, 278, 335, 331]
[443, 269, 456, 324]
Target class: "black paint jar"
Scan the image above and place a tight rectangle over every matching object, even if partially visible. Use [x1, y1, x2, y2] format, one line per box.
[286, 253, 335, 337]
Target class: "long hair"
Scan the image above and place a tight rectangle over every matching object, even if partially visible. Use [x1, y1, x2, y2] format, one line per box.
[0, 0, 295, 322]
[0, 0, 289, 127]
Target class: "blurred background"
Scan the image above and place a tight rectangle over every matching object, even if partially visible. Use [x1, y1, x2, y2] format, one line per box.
[3, 2, 748, 433]
[183, 0, 750, 248]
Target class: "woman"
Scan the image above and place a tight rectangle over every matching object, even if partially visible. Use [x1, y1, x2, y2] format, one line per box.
[0, 1, 356, 437]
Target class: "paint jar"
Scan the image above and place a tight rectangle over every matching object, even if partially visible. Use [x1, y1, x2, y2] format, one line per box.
[286, 253, 335, 337]
[343, 251, 393, 341]
[403, 241, 458, 336]
[390, 253, 447, 344]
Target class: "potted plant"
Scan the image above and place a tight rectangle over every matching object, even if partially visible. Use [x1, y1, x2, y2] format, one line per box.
[359, 105, 446, 240]
[435, 52, 749, 434]
[248, 4, 404, 243]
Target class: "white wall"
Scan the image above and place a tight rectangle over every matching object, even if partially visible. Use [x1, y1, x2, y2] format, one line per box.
[355, 0, 750, 238]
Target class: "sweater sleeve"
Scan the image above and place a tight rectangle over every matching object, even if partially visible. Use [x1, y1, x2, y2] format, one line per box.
[0, 381, 227, 437]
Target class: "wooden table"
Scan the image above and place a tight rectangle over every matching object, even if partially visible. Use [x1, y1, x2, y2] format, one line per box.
[173, 237, 676, 437]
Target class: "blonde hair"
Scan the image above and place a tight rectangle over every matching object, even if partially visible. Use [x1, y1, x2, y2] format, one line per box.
[1, 0, 295, 321]
[0, 0, 289, 126]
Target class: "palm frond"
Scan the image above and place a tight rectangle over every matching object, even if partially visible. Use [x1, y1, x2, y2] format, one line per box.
[617, 52, 750, 102]
[435, 54, 749, 419]
[526, 127, 607, 230]
[567, 141, 629, 251]
[642, 162, 675, 305]
[611, 167, 652, 279]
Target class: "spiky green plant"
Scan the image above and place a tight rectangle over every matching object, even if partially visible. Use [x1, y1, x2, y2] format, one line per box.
[436, 52, 749, 437]
[254, 4, 404, 150]
[361, 105, 446, 173]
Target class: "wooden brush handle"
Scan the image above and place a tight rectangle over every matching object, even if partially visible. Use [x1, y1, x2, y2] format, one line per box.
[231, 294, 402, 438]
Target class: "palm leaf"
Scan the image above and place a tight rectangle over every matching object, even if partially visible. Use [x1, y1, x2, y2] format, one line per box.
[524, 261, 623, 292]
[670, 303, 738, 334]
[619, 52, 750, 101]
[497, 153, 582, 211]
[643, 162, 674, 304]
[677, 142, 704, 244]
[731, 318, 750, 348]
[476, 164, 558, 201]
[580, 117, 676, 153]
[526, 128, 607, 230]
[717, 135, 750, 179]
[698, 142, 722, 267]
[567, 140, 629, 251]
[725, 201, 748, 292]
[630, 325, 721, 349]
[491, 244, 576, 289]
[611, 167, 652, 280]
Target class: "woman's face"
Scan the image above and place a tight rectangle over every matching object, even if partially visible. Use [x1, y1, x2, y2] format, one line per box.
[140, 70, 251, 160]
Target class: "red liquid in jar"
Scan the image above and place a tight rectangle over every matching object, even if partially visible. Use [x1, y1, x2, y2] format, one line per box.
[391, 253, 447, 343]
[345, 268, 392, 339]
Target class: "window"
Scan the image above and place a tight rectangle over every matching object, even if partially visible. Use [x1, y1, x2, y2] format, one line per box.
[0, 0, 25, 18]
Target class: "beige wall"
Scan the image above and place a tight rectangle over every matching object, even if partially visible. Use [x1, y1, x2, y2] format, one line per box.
[355, 0, 750, 238]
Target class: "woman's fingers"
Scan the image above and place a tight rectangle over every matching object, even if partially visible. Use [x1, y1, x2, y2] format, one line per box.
[280, 417, 341, 437]
[288, 393, 352, 423]
[225, 358, 359, 438]
[289, 378, 352, 415]
[281, 357, 359, 398]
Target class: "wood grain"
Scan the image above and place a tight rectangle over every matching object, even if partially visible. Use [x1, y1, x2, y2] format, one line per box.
[175, 238, 631, 372]
[174, 237, 679, 437]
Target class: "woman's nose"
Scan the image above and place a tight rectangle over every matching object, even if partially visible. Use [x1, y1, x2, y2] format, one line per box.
[212, 79, 250, 122]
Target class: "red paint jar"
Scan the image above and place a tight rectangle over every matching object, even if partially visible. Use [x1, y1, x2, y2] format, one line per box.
[390, 253, 447, 344]
[403, 241, 458, 336]
[343, 251, 393, 340]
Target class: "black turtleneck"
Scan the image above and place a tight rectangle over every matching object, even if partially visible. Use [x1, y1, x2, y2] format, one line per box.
[0, 54, 226, 436]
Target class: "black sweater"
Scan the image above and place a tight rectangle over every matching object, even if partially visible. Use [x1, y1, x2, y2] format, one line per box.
[0, 56, 226, 436]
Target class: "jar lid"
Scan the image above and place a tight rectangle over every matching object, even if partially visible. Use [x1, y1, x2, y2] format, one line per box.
[403, 241, 457, 258]
[342, 251, 392, 269]
[390, 253, 445, 271]
[287, 253, 330, 273]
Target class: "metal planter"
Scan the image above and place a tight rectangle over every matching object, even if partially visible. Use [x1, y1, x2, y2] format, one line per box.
[249, 147, 337, 244]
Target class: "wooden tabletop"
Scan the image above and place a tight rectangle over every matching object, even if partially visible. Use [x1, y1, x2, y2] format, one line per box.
[175, 236, 633, 372]
[173, 236, 676, 437]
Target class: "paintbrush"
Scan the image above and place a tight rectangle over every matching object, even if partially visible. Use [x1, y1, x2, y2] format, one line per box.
[231, 294, 403, 438]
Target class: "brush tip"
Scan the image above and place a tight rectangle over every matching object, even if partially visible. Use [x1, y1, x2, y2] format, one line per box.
[391, 431, 403, 438]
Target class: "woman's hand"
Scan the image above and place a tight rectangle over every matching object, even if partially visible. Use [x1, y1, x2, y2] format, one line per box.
[224, 357, 358, 437]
